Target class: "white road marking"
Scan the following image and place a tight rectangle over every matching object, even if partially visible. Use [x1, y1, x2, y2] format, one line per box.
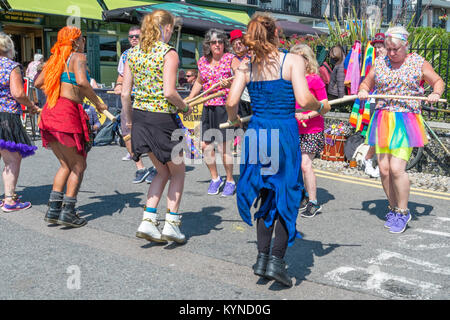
[325, 266, 441, 300]
[415, 229, 450, 238]
[366, 250, 450, 276]
[396, 234, 450, 250]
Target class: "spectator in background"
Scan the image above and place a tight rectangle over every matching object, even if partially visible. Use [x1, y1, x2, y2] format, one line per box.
[83, 103, 101, 136]
[290, 44, 327, 218]
[327, 45, 346, 100]
[184, 69, 197, 90]
[26, 54, 44, 81]
[372, 32, 387, 58]
[114, 25, 157, 184]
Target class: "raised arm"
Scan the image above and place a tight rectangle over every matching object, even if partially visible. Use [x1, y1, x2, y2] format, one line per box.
[73, 54, 107, 112]
[225, 59, 249, 124]
[357, 66, 376, 100]
[163, 49, 190, 113]
[10, 67, 38, 113]
[422, 60, 445, 103]
[290, 54, 330, 115]
[120, 60, 134, 130]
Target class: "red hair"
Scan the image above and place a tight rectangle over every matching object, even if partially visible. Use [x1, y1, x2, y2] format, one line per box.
[243, 13, 278, 64]
[43, 26, 81, 108]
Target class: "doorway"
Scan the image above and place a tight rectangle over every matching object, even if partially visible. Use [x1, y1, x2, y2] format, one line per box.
[3, 24, 43, 67]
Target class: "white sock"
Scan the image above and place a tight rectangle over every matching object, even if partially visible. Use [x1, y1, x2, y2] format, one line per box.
[212, 176, 221, 182]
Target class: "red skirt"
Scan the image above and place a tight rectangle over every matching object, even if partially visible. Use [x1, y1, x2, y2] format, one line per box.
[39, 97, 90, 157]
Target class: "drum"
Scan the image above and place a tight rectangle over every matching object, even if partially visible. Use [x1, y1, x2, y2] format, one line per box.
[321, 133, 346, 162]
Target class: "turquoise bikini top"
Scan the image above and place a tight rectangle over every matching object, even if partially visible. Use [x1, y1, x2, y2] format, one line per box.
[61, 53, 91, 85]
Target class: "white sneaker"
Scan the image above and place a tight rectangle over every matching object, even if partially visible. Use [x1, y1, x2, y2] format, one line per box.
[364, 159, 375, 177]
[161, 213, 186, 244]
[371, 165, 380, 178]
[122, 153, 132, 161]
[136, 217, 167, 243]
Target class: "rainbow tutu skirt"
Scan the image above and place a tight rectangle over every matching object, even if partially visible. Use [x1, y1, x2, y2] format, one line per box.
[366, 109, 428, 149]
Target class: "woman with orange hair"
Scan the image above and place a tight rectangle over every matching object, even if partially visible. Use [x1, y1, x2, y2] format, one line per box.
[35, 26, 108, 228]
[225, 13, 330, 287]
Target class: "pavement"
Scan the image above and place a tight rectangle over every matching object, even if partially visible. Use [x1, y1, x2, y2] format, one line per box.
[0, 143, 449, 301]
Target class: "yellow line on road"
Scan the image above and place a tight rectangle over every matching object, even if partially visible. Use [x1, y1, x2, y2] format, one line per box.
[315, 169, 450, 196]
[315, 172, 450, 201]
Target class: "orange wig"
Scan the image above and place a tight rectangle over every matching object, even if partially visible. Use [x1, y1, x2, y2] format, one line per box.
[43, 26, 82, 108]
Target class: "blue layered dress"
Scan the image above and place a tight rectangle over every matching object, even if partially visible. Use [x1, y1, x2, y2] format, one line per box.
[236, 52, 304, 247]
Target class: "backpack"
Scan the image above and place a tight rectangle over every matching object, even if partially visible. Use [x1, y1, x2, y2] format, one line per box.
[319, 62, 332, 85]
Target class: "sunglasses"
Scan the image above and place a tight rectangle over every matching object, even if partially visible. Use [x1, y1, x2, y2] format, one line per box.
[210, 40, 224, 45]
[128, 35, 139, 39]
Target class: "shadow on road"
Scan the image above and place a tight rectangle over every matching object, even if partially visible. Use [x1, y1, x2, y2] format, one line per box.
[17, 184, 53, 206]
[360, 199, 434, 222]
[317, 187, 335, 206]
[77, 190, 144, 221]
[181, 206, 225, 239]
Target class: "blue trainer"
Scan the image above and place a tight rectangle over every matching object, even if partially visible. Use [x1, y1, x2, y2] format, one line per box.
[133, 168, 150, 184]
[389, 212, 412, 234]
[145, 167, 157, 184]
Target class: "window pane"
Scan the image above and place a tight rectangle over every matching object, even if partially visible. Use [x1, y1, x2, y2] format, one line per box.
[181, 41, 196, 68]
[100, 36, 117, 62]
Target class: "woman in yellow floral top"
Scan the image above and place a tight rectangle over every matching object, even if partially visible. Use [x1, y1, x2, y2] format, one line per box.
[121, 9, 192, 245]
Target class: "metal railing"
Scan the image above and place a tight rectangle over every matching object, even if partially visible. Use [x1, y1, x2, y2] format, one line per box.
[247, 0, 330, 18]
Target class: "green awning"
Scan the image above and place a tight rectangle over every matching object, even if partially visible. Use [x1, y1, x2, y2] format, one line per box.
[6, 0, 103, 20]
[199, 7, 249, 26]
[103, 0, 159, 10]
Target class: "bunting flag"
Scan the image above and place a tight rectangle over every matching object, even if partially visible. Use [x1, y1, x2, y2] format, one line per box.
[349, 42, 376, 136]
[174, 114, 202, 160]
[344, 41, 361, 95]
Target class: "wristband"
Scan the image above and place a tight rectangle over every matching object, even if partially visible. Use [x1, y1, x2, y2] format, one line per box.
[317, 102, 324, 114]
[227, 117, 239, 126]
[182, 105, 189, 113]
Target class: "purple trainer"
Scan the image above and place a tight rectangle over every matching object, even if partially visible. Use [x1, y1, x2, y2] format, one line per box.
[389, 212, 412, 234]
[2, 200, 32, 212]
[384, 210, 397, 229]
[221, 182, 236, 197]
[207, 177, 224, 195]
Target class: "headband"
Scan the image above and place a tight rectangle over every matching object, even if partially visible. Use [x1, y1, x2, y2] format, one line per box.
[386, 33, 408, 42]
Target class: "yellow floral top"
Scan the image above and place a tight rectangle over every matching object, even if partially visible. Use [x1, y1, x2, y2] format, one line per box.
[127, 41, 177, 113]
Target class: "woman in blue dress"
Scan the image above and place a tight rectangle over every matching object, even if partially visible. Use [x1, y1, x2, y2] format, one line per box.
[225, 13, 330, 287]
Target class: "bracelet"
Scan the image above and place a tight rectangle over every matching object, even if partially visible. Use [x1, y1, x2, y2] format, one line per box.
[227, 117, 239, 126]
[182, 105, 189, 113]
[317, 102, 324, 114]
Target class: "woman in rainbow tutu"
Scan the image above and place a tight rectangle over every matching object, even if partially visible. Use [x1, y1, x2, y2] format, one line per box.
[358, 26, 444, 234]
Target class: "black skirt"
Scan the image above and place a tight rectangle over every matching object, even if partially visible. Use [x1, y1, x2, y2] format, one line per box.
[131, 109, 184, 164]
[201, 105, 234, 143]
[0, 112, 37, 158]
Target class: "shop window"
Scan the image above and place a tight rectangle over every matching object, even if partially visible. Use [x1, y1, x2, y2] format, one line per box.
[100, 36, 118, 63]
[181, 41, 197, 68]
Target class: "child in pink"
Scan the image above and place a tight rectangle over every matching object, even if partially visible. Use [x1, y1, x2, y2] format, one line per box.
[291, 44, 328, 218]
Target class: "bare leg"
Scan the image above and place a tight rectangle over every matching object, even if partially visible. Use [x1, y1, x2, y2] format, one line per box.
[377, 153, 398, 208]
[389, 156, 409, 209]
[1, 150, 22, 205]
[166, 155, 186, 213]
[145, 152, 170, 209]
[301, 153, 317, 201]
[125, 139, 145, 170]
[202, 141, 219, 180]
[217, 140, 234, 183]
[48, 142, 87, 198]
